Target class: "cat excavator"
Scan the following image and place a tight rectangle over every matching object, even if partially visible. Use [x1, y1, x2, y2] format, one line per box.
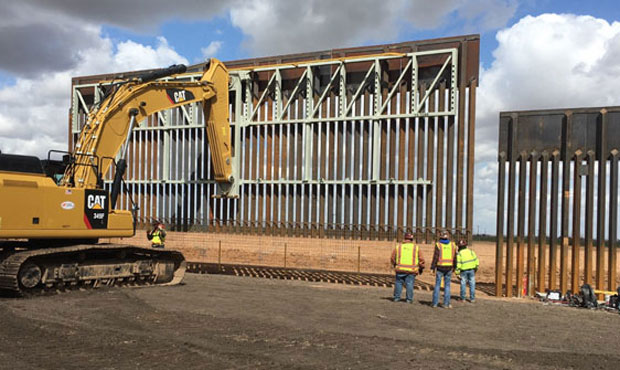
[0, 58, 234, 295]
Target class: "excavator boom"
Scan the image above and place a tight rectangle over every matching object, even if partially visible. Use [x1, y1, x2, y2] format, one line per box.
[64, 58, 234, 194]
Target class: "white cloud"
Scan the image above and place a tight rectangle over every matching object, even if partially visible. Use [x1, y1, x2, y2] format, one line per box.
[404, 0, 517, 31]
[16, 0, 230, 33]
[0, 1, 224, 77]
[0, 34, 187, 157]
[201, 41, 223, 59]
[230, 0, 396, 55]
[405, 0, 461, 29]
[230, 0, 516, 56]
[0, 1, 102, 76]
[474, 13, 620, 235]
[112, 37, 189, 71]
[458, 0, 518, 31]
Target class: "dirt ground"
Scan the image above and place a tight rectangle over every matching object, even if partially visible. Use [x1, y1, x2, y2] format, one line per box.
[1, 274, 618, 369]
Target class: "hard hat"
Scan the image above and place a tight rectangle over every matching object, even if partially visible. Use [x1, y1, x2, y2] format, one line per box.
[404, 232, 414, 240]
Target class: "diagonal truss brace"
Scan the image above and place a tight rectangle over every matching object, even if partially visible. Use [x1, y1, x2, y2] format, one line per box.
[279, 68, 308, 121]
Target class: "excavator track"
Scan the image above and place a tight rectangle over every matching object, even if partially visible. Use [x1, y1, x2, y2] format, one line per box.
[0, 243, 186, 296]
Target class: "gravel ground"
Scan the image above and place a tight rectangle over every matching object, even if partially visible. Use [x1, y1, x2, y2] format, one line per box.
[0, 273, 618, 369]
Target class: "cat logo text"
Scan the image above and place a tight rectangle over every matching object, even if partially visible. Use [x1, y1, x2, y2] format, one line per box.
[87, 194, 106, 210]
[166, 88, 195, 105]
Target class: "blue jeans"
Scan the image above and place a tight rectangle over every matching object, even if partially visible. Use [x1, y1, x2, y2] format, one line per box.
[393, 273, 416, 302]
[432, 269, 452, 306]
[460, 269, 476, 300]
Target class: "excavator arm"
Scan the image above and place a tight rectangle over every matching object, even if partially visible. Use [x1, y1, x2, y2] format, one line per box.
[63, 58, 234, 197]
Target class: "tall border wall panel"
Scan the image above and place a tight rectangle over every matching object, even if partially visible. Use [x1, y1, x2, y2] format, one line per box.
[496, 107, 620, 297]
[70, 35, 479, 242]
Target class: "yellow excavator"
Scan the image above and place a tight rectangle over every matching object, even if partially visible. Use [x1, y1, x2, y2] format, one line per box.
[0, 59, 234, 295]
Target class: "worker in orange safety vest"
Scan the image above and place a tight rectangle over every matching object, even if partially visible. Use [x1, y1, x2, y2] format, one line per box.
[431, 230, 457, 308]
[391, 232, 425, 303]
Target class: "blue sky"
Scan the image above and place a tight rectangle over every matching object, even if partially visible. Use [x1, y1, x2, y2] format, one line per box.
[102, 16, 247, 64]
[1, 0, 620, 235]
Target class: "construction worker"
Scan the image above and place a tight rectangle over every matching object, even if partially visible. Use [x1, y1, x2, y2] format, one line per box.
[455, 239, 479, 303]
[147, 221, 166, 249]
[431, 230, 457, 308]
[391, 232, 425, 303]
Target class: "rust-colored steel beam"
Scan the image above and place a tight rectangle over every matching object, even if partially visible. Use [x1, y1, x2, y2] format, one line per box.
[416, 83, 425, 242]
[549, 151, 560, 290]
[466, 80, 477, 243]
[609, 150, 619, 291]
[455, 35, 469, 241]
[397, 84, 407, 239]
[584, 151, 595, 285]
[505, 114, 517, 297]
[425, 89, 435, 243]
[596, 110, 607, 291]
[537, 151, 549, 292]
[571, 150, 583, 293]
[436, 83, 446, 232]
[527, 151, 538, 296]
[560, 113, 572, 294]
[446, 109, 455, 236]
[516, 153, 527, 297]
[456, 85, 465, 239]
[496, 151, 506, 296]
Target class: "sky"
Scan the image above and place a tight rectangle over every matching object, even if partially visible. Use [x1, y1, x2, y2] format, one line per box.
[1, 0, 620, 235]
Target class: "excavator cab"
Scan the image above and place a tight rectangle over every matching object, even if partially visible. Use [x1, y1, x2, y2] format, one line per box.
[1, 150, 80, 186]
[40, 151, 74, 184]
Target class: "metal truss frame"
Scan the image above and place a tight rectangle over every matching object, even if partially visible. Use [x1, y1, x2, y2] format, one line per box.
[70, 47, 471, 240]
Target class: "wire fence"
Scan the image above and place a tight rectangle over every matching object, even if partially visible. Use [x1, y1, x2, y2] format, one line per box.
[109, 228, 401, 274]
[107, 228, 498, 281]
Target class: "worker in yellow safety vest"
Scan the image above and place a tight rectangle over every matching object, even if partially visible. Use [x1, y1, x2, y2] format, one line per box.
[391, 232, 425, 303]
[147, 221, 166, 249]
[430, 230, 457, 308]
[455, 239, 479, 303]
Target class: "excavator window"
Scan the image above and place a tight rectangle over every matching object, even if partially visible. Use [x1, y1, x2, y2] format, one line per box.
[43, 151, 75, 184]
[41, 159, 68, 182]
